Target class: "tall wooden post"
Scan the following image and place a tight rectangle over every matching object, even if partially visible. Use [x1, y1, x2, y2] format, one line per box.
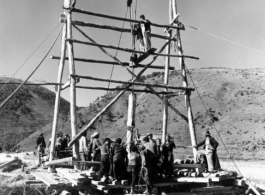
[172, 0, 197, 160]
[65, 0, 79, 168]
[48, 23, 67, 172]
[162, 0, 173, 143]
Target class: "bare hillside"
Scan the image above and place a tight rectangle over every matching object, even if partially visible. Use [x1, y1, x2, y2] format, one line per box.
[0, 78, 70, 151]
[17, 69, 265, 160]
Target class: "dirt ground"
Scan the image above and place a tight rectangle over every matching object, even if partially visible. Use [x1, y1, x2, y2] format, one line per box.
[221, 160, 265, 188]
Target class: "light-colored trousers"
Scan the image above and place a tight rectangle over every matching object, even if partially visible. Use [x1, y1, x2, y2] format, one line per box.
[196, 150, 214, 171]
[143, 32, 151, 51]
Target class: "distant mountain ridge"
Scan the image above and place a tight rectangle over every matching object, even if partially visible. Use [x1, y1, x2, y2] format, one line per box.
[7, 68, 265, 160]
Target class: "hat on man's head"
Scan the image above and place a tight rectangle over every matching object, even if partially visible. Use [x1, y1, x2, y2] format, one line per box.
[203, 130, 211, 136]
[39, 133, 43, 136]
[91, 132, 99, 138]
[140, 14, 145, 20]
[147, 133, 153, 137]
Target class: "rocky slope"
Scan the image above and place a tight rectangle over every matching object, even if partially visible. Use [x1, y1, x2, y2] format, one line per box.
[14, 69, 265, 160]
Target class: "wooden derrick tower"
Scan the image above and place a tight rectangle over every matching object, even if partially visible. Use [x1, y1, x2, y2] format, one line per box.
[48, 0, 199, 172]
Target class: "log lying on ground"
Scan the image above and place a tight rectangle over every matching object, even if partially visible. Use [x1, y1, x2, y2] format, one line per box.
[44, 157, 73, 166]
[0, 158, 18, 169]
[72, 75, 195, 91]
[67, 39, 199, 60]
[72, 8, 184, 30]
[50, 56, 175, 70]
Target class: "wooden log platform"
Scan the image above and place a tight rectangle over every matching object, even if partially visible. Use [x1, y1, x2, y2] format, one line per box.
[66, 39, 199, 60]
[50, 56, 175, 70]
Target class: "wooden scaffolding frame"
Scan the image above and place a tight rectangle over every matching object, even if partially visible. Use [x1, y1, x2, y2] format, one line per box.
[48, 0, 200, 170]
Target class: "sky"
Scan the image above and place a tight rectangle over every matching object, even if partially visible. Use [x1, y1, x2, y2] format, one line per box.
[0, 0, 265, 107]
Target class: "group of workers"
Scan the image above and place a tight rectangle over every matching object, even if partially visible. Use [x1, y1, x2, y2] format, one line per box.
[36, 132, 72, 162]
[37, 128, 221, 194]
[79, 131, 176, 194]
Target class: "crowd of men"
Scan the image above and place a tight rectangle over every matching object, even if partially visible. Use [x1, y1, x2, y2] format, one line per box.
[36, 129, 221, 194]
[79, 132, 176, 194]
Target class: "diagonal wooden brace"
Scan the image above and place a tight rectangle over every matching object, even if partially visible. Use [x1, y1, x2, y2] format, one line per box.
[68, 25, 187, 147]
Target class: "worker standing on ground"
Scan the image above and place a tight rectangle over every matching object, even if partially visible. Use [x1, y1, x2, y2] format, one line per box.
[193, 130, 221, 173]
[113, 138, 125, 183]
[36, 133, 46, 165]
[143, 136, 158, 181]
[165, 134, 176, 177]
[139, 144, 154, 194]
[139, 14, 151, 52]
[91, 132, 101, 171]
[79, 131, 89, 170]
[127, 144, 140, 194]
[99, 138, 111, 183]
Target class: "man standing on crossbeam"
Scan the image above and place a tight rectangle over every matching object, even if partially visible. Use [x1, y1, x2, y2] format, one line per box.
[140, 14, 152, 52]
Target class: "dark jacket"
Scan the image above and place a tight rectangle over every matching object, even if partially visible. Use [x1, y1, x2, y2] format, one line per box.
[36, 136, 46, 148]
[196, 136, 219, 150]
[140, 20, 151, 33]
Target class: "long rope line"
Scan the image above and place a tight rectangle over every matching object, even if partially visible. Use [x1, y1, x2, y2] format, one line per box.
[184, 64, 244, 177]
[183, 23, 265, 55]
[0, 22, 61, 93]
[0, 24, 63, 109]
[106, 7, 129, 94]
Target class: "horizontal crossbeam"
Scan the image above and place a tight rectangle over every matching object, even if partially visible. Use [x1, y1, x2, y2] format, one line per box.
[72, 75, 195, 91]
[72, 8, 183, 30]
[66, 39, 199, 60]
[50, 56, 175, 70]
[76, 86, 186, 95]
[60, 19, 178, 41]
[0, 82, 62, 86]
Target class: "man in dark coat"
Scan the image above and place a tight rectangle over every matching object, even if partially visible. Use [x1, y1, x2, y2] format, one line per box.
[36, 133, 46, 154]
[139, 14, 152, 52]
[193, 130, 221, 172]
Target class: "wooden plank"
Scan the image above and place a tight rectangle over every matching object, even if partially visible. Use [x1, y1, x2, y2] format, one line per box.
[67, 39, 199, 60]
[191, 186, 238, 192]
[0, 158, 18, 169]
[73, 75, 195, 91]
[171, 177, 234, 183]
[31, 172, 59, 187]
[44, 157, 73, 166]
[56, 168, 87, 181]
[61, 19, 178, 41]
[174, 164, 204, 168]
[72, 8, 184, 30]
[50, 56, 174, 70]
[25, 180, 44, 185]
[135, 48, 157, 63]
[72, 161, 100, 165]
[57, 172, 84, 186]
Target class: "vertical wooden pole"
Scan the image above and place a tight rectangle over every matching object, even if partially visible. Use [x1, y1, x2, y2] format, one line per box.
[173, 0, 197, 160]
[162, 0, 173, 144]
[48, 24, 67, 172]
[65, 0, 79, 168]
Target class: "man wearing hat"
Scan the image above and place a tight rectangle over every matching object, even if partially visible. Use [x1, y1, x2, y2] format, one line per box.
[193, 130, 221, 173]
[91, 132, 101, 171]
[139, 14, 152, 52]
